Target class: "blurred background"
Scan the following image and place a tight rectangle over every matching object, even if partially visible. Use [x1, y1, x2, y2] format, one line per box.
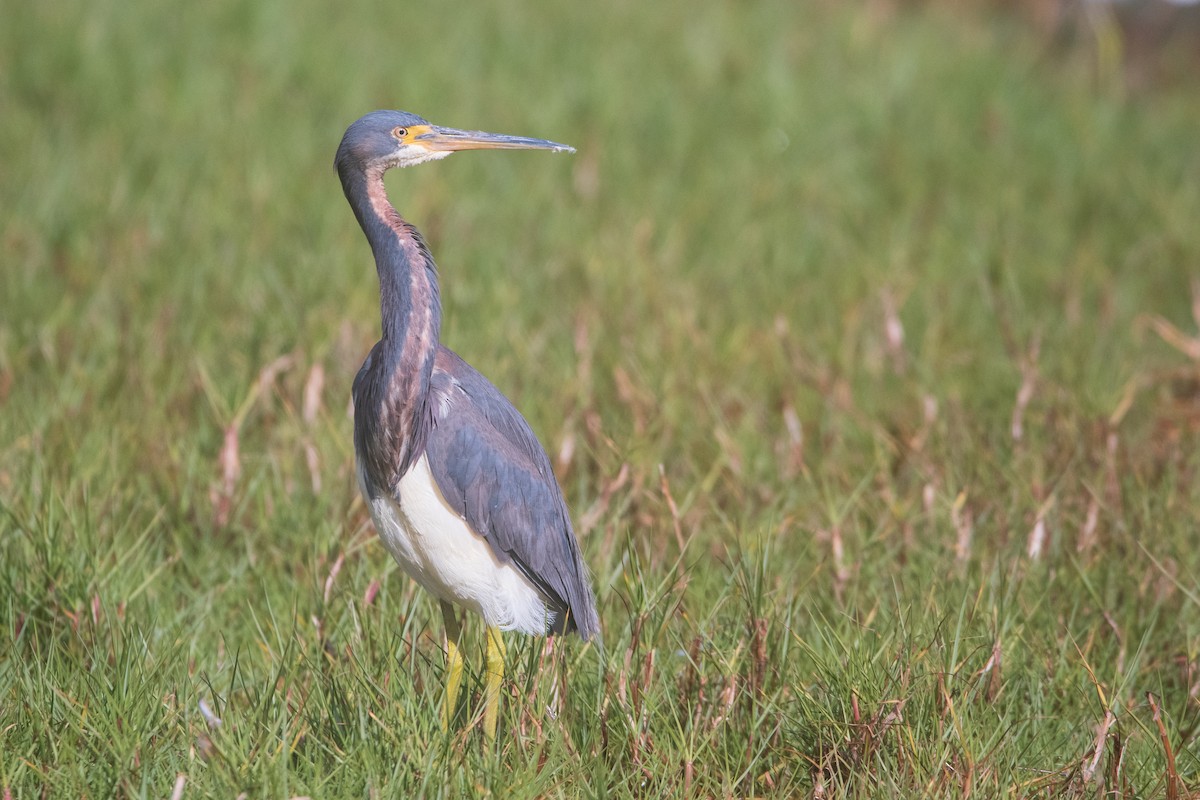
[1, 0, 1199, 796]
[4, 0, 1197, 504]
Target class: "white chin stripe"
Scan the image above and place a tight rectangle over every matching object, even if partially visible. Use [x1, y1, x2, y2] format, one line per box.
[395, 149, 453, 168]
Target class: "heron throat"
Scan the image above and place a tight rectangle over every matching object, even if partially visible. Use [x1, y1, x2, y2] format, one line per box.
[344, 165, 442, 488]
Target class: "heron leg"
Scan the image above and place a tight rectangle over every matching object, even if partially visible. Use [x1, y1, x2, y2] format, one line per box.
[440, 601, 464, 732]
[483, 625, 506, 741]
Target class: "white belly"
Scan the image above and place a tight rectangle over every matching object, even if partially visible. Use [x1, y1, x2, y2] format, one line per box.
[359, 454, 552, 635]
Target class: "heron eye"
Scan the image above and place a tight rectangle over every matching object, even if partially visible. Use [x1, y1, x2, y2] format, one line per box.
[393, 126, 409, 140]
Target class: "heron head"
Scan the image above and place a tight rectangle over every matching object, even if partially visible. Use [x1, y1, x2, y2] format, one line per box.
[336, 110, 575, 175]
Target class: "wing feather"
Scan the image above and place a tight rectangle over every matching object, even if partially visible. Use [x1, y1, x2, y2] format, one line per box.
[423, 346, 599, 640]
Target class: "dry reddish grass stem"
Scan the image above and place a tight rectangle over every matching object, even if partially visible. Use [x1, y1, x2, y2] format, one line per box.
[658, 464, 686, 554]
[1147, 693, 1180, 800]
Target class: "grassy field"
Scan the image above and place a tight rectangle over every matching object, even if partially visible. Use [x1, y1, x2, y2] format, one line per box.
[3, 0, 1200, 796]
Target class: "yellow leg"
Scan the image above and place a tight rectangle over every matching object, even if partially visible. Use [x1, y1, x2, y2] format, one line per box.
[483, 625, 506, 741]
[440, 602, 464, 732]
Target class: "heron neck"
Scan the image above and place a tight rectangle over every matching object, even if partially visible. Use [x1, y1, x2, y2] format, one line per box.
[345, 166, 442, 402]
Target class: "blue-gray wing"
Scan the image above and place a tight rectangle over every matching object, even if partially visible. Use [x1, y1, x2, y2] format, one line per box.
[424, 346, 599, 641]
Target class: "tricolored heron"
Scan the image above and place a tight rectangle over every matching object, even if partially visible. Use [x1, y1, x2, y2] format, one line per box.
[335, 110, 599, 740]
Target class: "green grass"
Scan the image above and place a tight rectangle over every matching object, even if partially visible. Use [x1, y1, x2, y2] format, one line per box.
[3, 1, 1200, 796]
